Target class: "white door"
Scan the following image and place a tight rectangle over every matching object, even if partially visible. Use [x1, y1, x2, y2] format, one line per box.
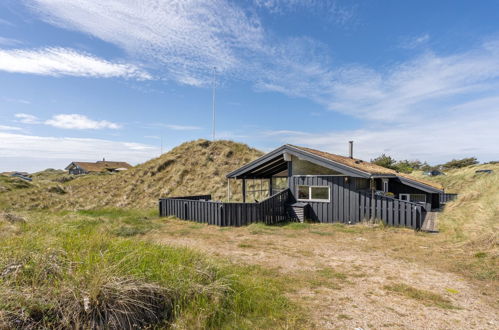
[399, 194, 410, 201]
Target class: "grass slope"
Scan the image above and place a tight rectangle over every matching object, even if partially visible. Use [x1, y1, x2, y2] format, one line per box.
[0, 210, 303, 329]
[0, 140, 263, 211]
[413, 163, 499, 252]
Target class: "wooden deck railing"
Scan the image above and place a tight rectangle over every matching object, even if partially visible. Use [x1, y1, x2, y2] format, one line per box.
[159, 189, 291, 226]
[358, 192, 426, 229]
[159, 189, 425, 229]
[440, 193, 458, 204]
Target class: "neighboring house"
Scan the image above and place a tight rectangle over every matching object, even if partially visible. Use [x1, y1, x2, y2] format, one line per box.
[475, 169, 493, 174]
[160, 143, 446, 229]
[1, 172, 32, 181]
[11, 172, 32, 181]
[65, 160, 132, 175]
[424, 170, 444, 176]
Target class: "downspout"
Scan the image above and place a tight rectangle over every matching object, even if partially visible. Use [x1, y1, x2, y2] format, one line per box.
[227, 178, 231, 202]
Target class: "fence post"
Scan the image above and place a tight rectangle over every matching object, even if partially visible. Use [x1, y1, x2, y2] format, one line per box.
[220, 204, 224, 226]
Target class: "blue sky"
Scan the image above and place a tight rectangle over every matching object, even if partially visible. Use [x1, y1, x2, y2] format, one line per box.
[1, 0, 498, 172]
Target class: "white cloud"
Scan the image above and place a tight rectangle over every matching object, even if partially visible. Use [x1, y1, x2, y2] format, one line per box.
[4, 97, 31, 104]
[19, 0, 499, 164]
[254, 0, 355, 24]
[262, 105, 499, 164]
[0, 47, 151, 79]
[44, 114, 121, 130]
[162, 124, 201, 131]
[257, 39, 499, 124]
[400, 34, 430, 49]
[15, 113, 39, 124]
[28, 0, 263, 85]
[0, 132, 158, 172]
[0, 36, 22, 46]
[0, 125, 22, 131]
[0, 19, 13, 26]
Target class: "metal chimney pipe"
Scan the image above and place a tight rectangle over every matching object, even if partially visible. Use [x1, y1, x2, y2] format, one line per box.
[349, 141, 353, 158]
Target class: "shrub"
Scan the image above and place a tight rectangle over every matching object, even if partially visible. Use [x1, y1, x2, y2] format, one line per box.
[441, 157, 478, 170]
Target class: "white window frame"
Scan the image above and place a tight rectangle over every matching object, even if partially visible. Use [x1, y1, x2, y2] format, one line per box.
[297, 185, 330, 203]
[399, 193, 410, 201]
[382, 178, 389, 193]
[399, 193, 427, 203]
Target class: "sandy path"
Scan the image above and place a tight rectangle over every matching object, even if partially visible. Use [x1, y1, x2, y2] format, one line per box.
[148, 221, 498, 329]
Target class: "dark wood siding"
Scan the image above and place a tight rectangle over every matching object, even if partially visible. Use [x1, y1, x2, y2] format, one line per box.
[289, 176, 425, 228]
[289, 176, 365, 224]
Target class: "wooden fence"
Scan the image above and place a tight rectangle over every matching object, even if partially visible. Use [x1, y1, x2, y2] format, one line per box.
[159, 189, 290, 226]
[159, 189, 425, 229]
[440, 193, 458, 204]
[358, 192, 426, 229]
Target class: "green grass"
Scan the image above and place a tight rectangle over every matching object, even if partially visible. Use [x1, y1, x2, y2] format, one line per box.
[384, 283, 457, 309]
[0, 210, 306, 329]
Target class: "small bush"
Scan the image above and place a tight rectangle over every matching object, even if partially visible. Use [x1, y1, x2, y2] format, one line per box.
[47, 186, 67, 195]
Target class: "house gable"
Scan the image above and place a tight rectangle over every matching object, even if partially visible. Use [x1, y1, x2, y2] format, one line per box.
[226, 144, 443, 193]
[226, 145, 370, 179]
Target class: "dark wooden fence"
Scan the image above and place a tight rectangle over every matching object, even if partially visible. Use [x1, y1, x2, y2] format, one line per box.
[159, 189, 290, 226]
[358, 192, 426, 229]
[440, 193, 458, 204]
[159, 189, 425, 229]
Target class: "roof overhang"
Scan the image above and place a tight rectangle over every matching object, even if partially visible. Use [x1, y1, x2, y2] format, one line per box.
[64, 162, 76, 170]
[398, 176, 443, 194]
[226, 145, 371, 179]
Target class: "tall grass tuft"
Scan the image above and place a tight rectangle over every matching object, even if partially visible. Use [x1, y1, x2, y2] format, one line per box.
[0, 211, 304, 329]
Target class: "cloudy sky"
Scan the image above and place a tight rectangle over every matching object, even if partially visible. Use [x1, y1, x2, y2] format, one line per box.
[1, 0, 498, 172]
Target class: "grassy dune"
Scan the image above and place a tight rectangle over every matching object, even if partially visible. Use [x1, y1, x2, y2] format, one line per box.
[0, 210, 303, 329]
[0, 140, 263, 211]
[414, 163, 499, 251]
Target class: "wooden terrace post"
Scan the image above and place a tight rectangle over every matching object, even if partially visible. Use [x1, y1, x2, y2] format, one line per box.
[269, 177, 273, 197]
[370, 178, 375, 221]
[242, 178, 246, 203]
[286, 160, 292, 189]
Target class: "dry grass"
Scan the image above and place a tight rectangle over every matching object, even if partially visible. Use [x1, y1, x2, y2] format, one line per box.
[147, 218, 499, 329]
[384, 283, 457, 309]
[0, 210, 305, 329]
[0, 140, 263, 210]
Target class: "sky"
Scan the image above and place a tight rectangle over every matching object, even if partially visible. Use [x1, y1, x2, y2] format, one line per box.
[1, 0, 498, 172]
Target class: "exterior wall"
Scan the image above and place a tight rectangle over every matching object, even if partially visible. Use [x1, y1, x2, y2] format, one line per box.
[379, 179, 439, 210]
[289, 175, 366, 223]
[68, 166, 87, 175]
[291, 156, 342, 176]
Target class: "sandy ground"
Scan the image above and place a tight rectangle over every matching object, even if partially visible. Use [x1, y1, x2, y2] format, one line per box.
[147, 220, 498, 329]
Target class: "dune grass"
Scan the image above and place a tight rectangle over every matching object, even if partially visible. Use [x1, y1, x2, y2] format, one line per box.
[0, 210, 305, 329]
[0, 140, 263, 211]
[384, 283, 457, 310]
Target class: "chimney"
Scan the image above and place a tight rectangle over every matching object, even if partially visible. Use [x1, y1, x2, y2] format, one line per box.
[348, 141, 353, 159]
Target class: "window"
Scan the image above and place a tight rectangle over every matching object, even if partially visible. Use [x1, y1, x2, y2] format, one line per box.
[355, 178, 369, 190]
[298, 185, 309, 199]
[297, 185, 330, 202]
[382, 179, 389, 193]
[399, 194, 426, 203]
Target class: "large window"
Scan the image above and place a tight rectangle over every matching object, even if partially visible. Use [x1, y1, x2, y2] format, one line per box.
[297, 185, 330, 202]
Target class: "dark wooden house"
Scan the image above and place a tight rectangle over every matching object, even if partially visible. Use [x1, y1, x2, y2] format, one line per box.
[160, 143, 445, 229]
[226, 144, 443, 223]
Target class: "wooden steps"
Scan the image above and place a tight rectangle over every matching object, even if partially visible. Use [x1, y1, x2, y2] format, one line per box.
[421, 211, 439, 233]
